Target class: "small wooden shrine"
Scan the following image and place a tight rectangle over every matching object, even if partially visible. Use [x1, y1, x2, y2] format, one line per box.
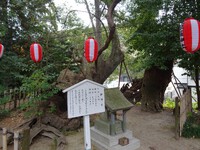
[94, 88, 133, 136]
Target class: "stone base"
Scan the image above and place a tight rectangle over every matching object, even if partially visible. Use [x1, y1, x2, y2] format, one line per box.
[91, 127, 140, 150]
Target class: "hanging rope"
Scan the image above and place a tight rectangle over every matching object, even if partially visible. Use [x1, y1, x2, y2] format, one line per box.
[118, 60, 132, 88]
[118, 61, 123, 88]
[123, 61, 132, 82]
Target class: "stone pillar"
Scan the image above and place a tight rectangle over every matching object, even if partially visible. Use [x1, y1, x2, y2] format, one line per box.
[110, 113, 116, 135]
[122, 110, 127, 132]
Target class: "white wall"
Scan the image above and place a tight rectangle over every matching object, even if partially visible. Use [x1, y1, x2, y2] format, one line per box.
[165, 65, 197, 100]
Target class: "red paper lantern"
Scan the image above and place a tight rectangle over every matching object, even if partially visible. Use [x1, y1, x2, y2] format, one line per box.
[0, 44, 4, 58]
[30, 43, 43, 63]
[180, 18, 200, 53]
[84, 37, 98, 62]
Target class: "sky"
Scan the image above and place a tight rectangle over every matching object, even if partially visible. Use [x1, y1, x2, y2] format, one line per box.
[53, 0, 92, 27]
[53, 0, 124, 29]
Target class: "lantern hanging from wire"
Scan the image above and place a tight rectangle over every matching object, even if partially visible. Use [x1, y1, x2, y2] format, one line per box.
[84, 37, 98, 62]
[0, 44, 4, 58]
[30, 43, 43, 63]
[180, 18, 200, 53]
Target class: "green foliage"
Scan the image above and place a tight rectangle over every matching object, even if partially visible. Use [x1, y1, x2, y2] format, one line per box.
[163, 98, 175, 109]
[0, 52, 31, 87]
[124, 54, 144, 78]
[0, 0, 92, 90]
[121, 0, 200, 72]
[0, 92, 11, 120]
[0, 96, 10, 105]
[42, 29, 85, 75]
[125, 0, 181, 70]
[48, 104, 57, 113]
[20, 70, 59, 117]
[182, 112, 200, 138]
[163, 98, 197, 110]
[193, 102, 198, 110]
[0, 0, 59, 88]
[57, 6, 84, 30]
[0, 85, 6, 93]
[22, 70, 50, 91]
[0, 109, 10, 120]
[116, 0, 200, 110]
[0, 0, 88, 118]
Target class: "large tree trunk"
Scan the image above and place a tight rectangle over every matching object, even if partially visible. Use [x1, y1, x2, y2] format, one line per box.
[141, 61, 173, 112]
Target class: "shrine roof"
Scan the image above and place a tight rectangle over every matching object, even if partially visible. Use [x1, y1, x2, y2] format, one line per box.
[62, 79, 105, 93]
[105, 88, 133, 112]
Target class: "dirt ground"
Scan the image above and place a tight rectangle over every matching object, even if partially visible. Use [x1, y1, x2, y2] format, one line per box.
[127, 106, 200, 150]
[0, 105, 200, 150]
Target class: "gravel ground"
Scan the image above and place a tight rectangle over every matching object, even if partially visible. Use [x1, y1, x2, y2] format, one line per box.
[0, 105, 200, 150]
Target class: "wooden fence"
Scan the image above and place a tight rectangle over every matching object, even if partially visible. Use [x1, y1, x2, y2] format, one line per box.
[175, 88, 192, 138]
[0, 88, 57, 149]
[0, 127, 30, 150]
[0, 88, 34, 149]
[0, 88, 42, 111]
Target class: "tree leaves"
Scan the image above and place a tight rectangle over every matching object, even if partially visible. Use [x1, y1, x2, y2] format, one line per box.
[124, 0, 184, 70]
[0, 0, 75, 88]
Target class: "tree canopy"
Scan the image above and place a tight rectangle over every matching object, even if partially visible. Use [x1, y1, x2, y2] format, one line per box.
[1, 0, 200, 111]
[0, 0, 84, 89]
[115, 0, 200, 111]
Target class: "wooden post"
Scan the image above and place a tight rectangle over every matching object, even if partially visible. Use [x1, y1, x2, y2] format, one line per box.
[14, 131, 19, 150]
[20, 87, 25, 102]
[14, 88, 18, 109]
[20, 128, 30, 150]
[188, 88, 192, 112]
[175, 97, 180, 140]
[9, 89, 13, 110]
[2, 128, 7, 150]
[83, 115, 91, 150]
[3, 90, 7, 109]
[19, 87, 22, 106]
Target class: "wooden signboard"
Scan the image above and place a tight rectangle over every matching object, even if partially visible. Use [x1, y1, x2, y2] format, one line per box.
[63, 79, 106, 150]
[63, 79, 105, 118]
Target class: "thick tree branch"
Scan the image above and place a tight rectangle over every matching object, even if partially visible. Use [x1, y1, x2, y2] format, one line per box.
[84, 0, 96, 34]
[98, 0, 121, 56]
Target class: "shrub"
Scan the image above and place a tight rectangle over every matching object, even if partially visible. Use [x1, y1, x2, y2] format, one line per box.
[20, 70, 59, 117]
[182, 112, 200, 138]
[0, 109, 10, 120]
[163, 98, 175, 109]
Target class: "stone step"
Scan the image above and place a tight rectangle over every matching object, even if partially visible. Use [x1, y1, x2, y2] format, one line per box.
[91, 127, 140, 150]
[91, 127, 135, 147]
